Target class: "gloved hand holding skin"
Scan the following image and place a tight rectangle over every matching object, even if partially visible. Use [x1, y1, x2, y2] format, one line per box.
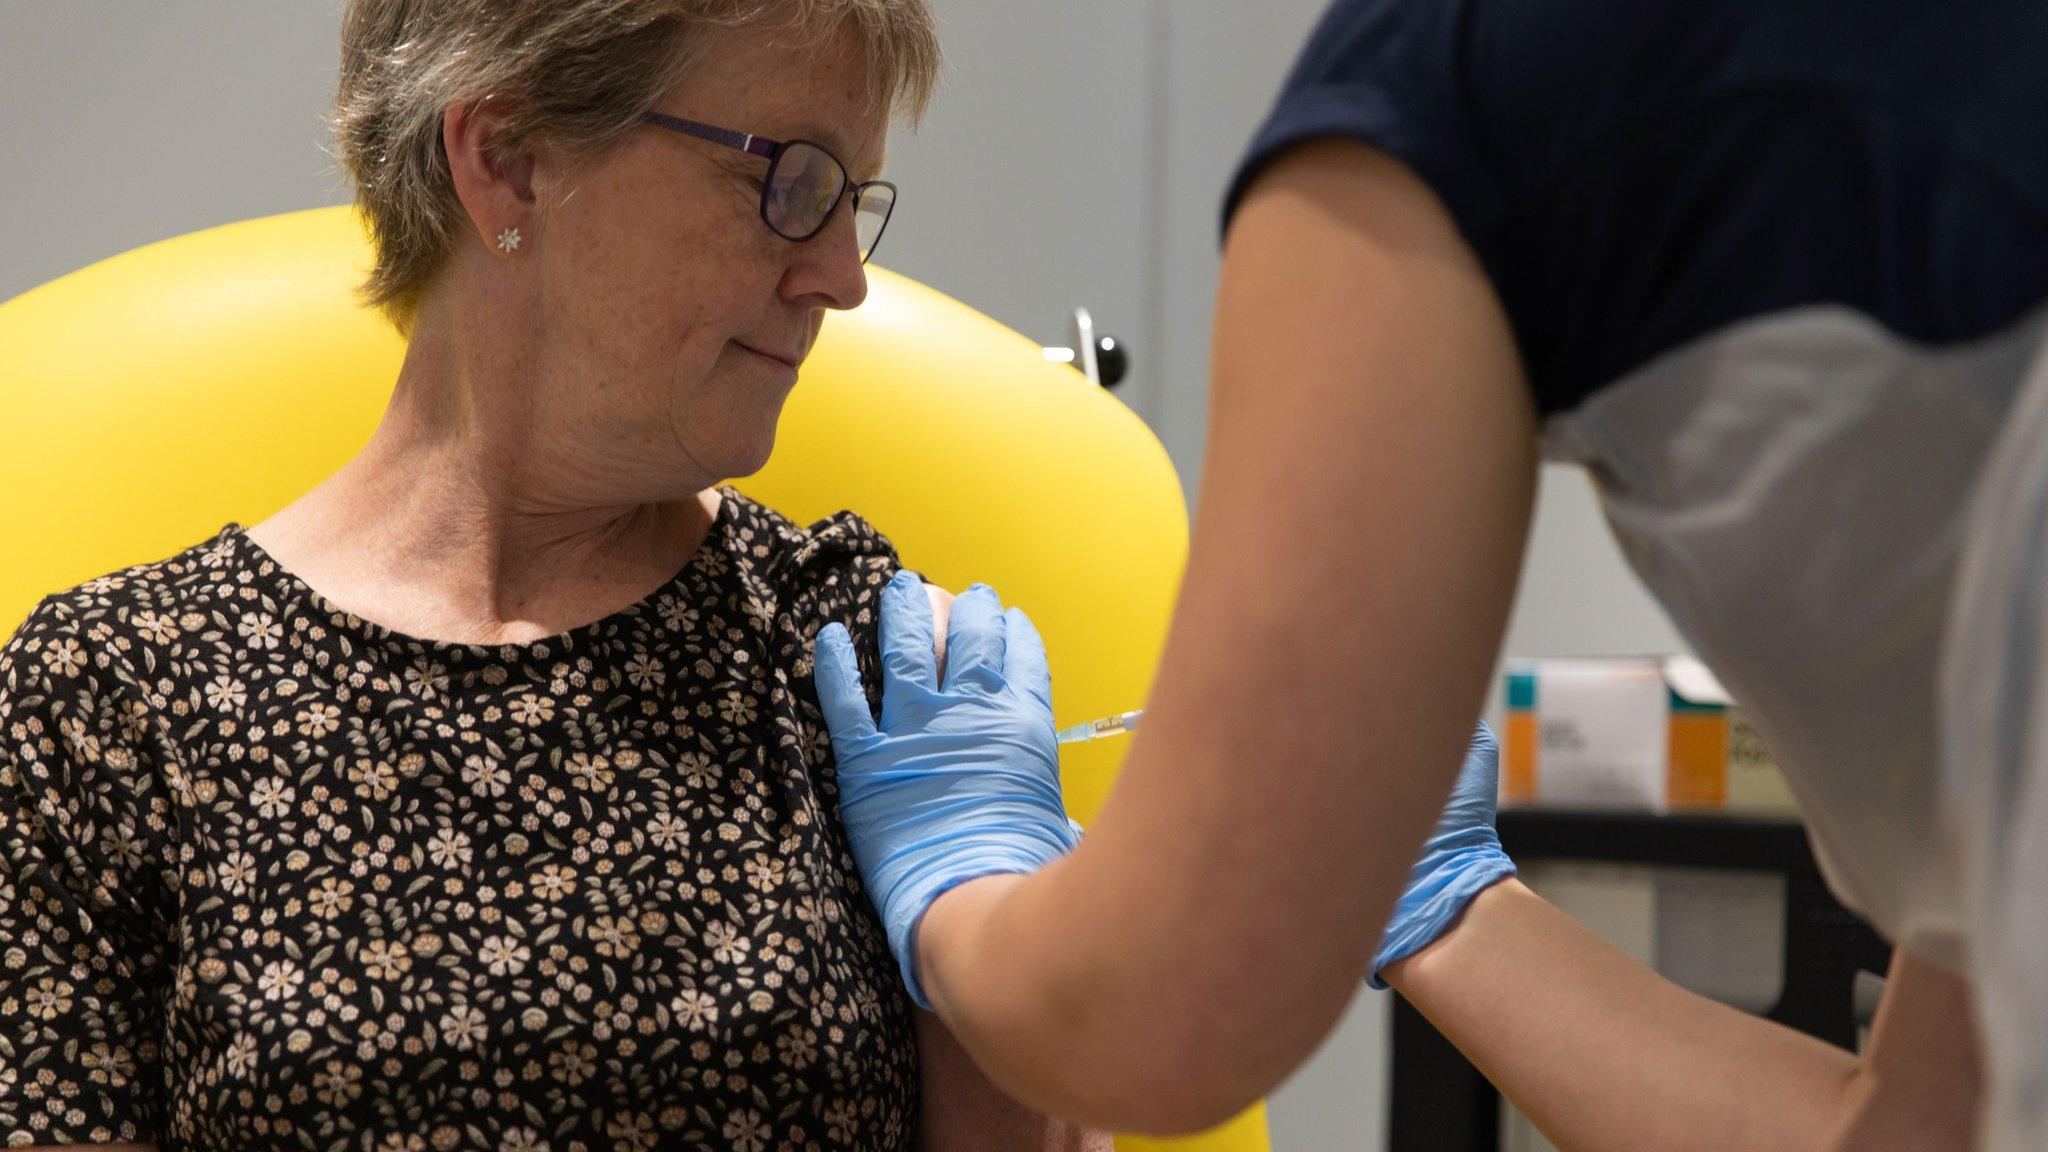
[813, 573, 1082, 1008]
[1371, 722, 1517, 986]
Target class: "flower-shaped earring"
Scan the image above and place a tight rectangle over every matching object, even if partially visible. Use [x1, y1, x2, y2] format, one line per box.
[496, 227, 523, 254]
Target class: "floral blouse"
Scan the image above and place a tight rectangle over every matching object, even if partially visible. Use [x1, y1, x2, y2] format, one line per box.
[0, 490, 920, 1151]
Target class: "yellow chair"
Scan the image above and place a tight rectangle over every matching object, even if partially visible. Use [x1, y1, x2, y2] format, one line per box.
[0, 206, 1270, 1152]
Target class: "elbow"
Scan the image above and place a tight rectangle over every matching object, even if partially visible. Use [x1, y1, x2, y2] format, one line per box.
[1108, 1082, 1269, 1139]
[926, 863, 1366, 1134]
[1054, 1031, 1288, 1136]
[988, 983, 1335, 1136]
[994, 1047, 1262, 1137]
[1122, 1013, 1325, 1135]
[1098, 965, 1362, 1133]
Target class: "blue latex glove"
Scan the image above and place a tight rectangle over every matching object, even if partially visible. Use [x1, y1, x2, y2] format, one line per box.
[813, 572, 1082, 1009]
[1370, 723, 1518, 987]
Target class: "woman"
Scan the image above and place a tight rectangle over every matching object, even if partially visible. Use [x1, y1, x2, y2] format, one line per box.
[813, 0, 2048, 1148]
[0, 1, 1105, 1149]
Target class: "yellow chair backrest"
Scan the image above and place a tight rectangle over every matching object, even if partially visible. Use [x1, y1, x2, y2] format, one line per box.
[0, 206, 1269, 1152]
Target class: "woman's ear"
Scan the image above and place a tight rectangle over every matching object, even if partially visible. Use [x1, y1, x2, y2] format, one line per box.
[444, 98, 538, 253]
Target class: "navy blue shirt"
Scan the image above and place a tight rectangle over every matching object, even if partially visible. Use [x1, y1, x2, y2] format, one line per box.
[1225, 0, 2048, 414]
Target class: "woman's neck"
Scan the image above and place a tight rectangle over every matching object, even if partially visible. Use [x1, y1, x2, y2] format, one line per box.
[245, 319, 720, 646]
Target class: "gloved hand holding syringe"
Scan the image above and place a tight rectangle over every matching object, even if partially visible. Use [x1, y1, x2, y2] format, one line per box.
[814, 574, 1513, 1011]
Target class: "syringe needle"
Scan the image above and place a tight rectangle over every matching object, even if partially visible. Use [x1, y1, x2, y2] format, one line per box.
[1055, 709, 1145, 745]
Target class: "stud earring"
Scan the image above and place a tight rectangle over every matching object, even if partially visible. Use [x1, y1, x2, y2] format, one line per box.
[496, 227, 523, 254]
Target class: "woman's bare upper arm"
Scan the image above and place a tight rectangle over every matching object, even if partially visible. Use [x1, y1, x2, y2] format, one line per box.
[923, 583, 954, 673]
[913, 582, 1109, 1146]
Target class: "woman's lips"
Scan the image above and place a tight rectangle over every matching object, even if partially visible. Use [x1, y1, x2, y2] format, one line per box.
[735, 341, 800, 373]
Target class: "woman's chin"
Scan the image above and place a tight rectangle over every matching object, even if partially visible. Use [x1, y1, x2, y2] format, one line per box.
[698, 426, 780, 482]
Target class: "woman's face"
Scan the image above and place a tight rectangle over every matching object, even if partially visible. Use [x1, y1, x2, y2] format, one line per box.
[518, 22, 890, 498]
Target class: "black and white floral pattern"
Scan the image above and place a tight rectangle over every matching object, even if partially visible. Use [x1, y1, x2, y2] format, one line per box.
[0, 490, 918, 1151]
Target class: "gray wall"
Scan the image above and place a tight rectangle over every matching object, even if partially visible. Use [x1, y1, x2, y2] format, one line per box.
[1, 3, 351, 299]
[1, 3, 1691, 1148]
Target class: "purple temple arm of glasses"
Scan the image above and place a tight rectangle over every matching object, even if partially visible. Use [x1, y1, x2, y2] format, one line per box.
[640, 111, 779, 159]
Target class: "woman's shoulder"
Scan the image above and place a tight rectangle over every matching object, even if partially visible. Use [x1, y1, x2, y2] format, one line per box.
[3, 526, 250, 683]
[718, 489, 902, 589]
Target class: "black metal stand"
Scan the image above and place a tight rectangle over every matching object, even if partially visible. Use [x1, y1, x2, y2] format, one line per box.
[1384, 810, 1893, 1152]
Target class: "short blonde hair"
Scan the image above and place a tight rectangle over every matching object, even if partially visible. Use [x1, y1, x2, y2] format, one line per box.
[334, 0, 940, 330]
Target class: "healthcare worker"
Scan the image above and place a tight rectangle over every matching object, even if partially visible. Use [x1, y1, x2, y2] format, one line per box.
[811, 1, 2048, 1148]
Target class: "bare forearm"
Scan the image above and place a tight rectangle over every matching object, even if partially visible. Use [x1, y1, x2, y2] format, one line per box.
[921, 474, 1518, 1130]
[914, 140, 1538, 1133]
[918, 804, 1393, 1134]
[917, 689, 1460, 1133]
[1384, 879, 1859, 1152]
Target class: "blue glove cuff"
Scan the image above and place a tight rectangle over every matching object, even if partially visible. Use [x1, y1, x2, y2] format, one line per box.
[880, 827, 1083, 1010]
[895, 865, 1031, 1010]
[1367, 852, 1516, 989]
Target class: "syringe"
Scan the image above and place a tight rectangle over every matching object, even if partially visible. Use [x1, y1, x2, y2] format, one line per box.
[1055, 709, 1144, 745]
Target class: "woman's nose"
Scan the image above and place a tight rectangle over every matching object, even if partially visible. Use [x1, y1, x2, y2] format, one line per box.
[781, 196, 869, 311]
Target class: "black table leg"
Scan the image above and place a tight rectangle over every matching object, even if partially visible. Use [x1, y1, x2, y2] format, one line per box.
[1764, 873, 1892, 1049]
[1388, 994, 1500, 1152]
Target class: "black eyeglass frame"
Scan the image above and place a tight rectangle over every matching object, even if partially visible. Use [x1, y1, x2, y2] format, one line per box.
[638, 111, 897, 262]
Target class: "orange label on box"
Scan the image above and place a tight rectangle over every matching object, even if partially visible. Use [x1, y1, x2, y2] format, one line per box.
[1666, 712, 1728, 808]
[1505, 711, 1539, 802]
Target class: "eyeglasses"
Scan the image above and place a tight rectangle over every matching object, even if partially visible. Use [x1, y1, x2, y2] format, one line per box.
[639, 112, 897, 264]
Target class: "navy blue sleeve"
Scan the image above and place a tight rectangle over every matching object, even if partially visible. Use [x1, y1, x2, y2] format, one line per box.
[1223, 0, 2048, 416]
[1222, 0, 1503, 247]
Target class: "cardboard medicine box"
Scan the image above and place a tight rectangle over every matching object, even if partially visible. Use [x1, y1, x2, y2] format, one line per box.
[1501, 656, 1796, 814]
